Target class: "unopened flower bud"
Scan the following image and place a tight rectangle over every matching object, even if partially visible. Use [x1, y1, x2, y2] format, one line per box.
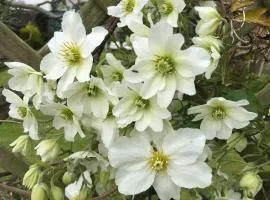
[23, 164, 41, 189]
[50, 185, 64, 200]
[10, 135, 33, 156]
[240, 171, 262, 197]
[62, 171, 76, 185]
[31, 183, 49, 200]
[35, 139, 60, 162]
[99, 171, 110, 186]
[77, 186, 88, 200]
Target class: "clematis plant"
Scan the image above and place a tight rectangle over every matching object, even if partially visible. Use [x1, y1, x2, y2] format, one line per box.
[1, 1, 268, 200]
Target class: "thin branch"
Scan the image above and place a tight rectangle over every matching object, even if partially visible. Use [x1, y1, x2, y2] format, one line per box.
[0, 120, 21, 124]
[92, 186, 118, 200]
[3, 0, 61, 19]
[0, 183, 31, 198]
[92, 17, 119, 64]
[219, 0, 226, 17]
[37, 1, 51, 6]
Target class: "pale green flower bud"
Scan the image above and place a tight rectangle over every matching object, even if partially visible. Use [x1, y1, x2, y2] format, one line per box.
[240, 171, 262, 197]
[99, 171, 110, 186]
[10, 135, 33, 156]
[62, 171, 76, 185]
[31, 183, 49, 200]
[77, 186, 88, 200]
[50, 185, 64, 200]
[35, 139, 60, 162]
[23, 164, 41, 189]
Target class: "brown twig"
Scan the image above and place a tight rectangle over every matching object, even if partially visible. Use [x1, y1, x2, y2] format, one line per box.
[219, 0, 226, 17]
[3, 0, 61, 19]
[92, 186, 118, 200]
[0, 183, 31, 198]
[92, 17, 119, 64]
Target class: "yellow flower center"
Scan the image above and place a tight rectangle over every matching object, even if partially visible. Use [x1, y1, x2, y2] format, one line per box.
[60, 108, 73, 121]
[17, 106, 28, 118]
[112, 71, 123, 82]
[134, 96, 149, 109]
[155, 55, 175, 77]
[87, 83, 98, 96]
[148, 151, 169, 172]
[60, 42, 82, 67]
[212, 106, 226, 120]
[123, 0, 135, 13]
[159, 1, 174, 16]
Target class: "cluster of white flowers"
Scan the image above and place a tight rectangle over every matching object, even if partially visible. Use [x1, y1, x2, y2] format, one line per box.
[2, 1, 259, 200]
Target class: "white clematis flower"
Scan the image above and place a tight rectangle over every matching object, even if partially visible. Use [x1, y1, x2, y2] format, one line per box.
[2, 89, 39, 140]
[124, 23, 210, 108]
[158, 0, 186, 27]
[192, 36, 223, 79]
[107, 0, 149, 27]
[108, 128, 212, 200]
[195, 6, 222, 36]
[188, 97, 258, 140]
[40, 103, 85, 142]
[62, 77, 114, 119]
[5, 62, 44, 109]
[101, 53, 127, 94]
[40, 10, 108, 97]
[113, 84, 171, 132]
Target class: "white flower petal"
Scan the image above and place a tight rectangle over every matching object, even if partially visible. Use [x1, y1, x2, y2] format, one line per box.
[200, 116, 221, 139]
[2, 89, 24, 105]
[101, 117, 118, 148]
[168, 161, 212, 188]
[23, 113, 39, 140]
[107, 5, 122, 17]
[153, 174, 180, 200]
[75, 56, 92, 82]
[175, 75, 196, 95]
[64, 122, 78, 142]
[56, 68, 77, 97]
[176, 47, 210, 76]
[166, 11, 179, 27]
[115, 168, 155, 195]
[226, 107, 257, 122]
[40, 53, 66, 80]
[90, 95, 109, 119]
[135, 110, 152, 132]
[216, 124, 232, 139]
[108, 134, 152, 171]
[157, 76, 176, 108]
[80, 27, 108, 56]
[149, 23, 173, 52]
[140, 75, 165, 99]
[163, 129, 206, 165]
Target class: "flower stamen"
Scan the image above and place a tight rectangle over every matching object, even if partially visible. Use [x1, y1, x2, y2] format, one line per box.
[123, 0, 135, 13]
[112, 72, 123, 82]
[155, 55, 175, 76]
[148, 151, 169, 172]
[135, 97, 149, 109]
[17, 106, 28, 118]
[60, 42, 82, 67]
[159, 1, 174, 16]
[87, 83, 98, 96]
[212, 107, 226, 120]
[60, 108, 73, 121]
